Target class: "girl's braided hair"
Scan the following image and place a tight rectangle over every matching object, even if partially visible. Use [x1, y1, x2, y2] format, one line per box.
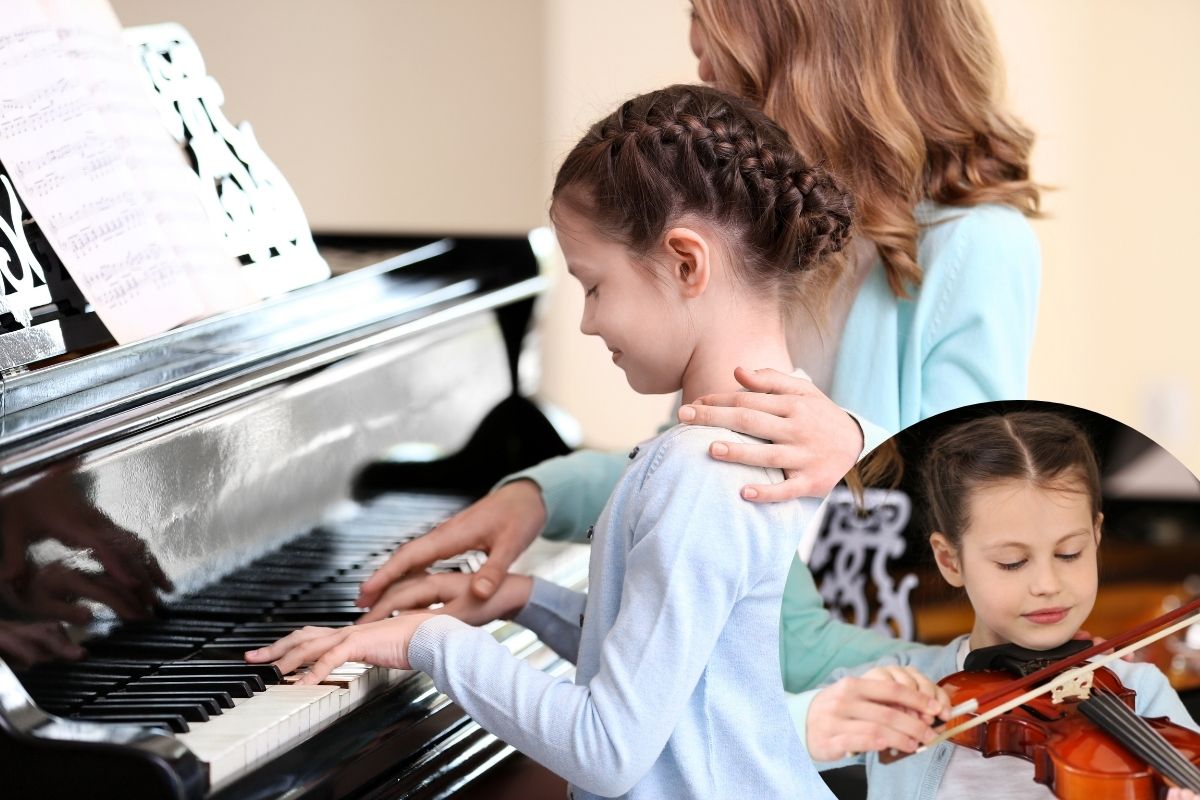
[552, 84, 854, 303]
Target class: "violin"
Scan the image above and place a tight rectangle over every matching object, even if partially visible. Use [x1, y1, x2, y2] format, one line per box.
[883, 598, 1200, 799]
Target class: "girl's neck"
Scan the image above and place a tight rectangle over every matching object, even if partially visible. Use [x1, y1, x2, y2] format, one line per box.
[679, 311, 793, 405]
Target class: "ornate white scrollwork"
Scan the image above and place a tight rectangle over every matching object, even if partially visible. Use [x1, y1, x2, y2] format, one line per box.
[0, 173, 51, 329]
[124, 24, 329, 296]
[809, 486, 918, 641]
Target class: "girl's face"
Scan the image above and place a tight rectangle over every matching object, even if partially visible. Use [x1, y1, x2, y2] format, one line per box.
[552, 205, 694, 395]
[930, 478, 1102, 652]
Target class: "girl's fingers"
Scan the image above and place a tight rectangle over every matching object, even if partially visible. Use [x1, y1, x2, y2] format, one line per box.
[245, 625, 335, 664]
[707, 441, 798, 471]
[741, 473, 833, 502]
[357, 526, 473, 607]
[272, 633, 350, 678]
[685, 391, 797, 417]
[296, 643, 354, 686]
[855, 674, 946, 719]
[357, 575, 457, 624]
[674, 404, 789, 442]
[732, 366, 816, 396]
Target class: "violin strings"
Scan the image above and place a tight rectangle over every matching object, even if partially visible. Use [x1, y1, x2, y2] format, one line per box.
[1084, 690, 1200, 789]
[1080, 689, 1200, 790]
[1099, 689, 1200, 789]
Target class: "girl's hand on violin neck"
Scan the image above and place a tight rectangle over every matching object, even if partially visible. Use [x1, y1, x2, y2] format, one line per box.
[1167, 789, 1200, 800]
[244, 614, 437, 680]
[677, 367, 863, 502]
[357, 571, 533, 626]
[806, 665, 952, 762]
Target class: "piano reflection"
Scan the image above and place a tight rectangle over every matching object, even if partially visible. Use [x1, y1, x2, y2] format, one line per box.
[0, 11, 588, 800]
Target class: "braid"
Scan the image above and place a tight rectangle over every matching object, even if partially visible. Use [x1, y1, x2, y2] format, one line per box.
[553, 85, 854, 298]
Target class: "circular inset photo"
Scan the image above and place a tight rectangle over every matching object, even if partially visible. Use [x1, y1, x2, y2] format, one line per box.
[790, 400, 1200, 799]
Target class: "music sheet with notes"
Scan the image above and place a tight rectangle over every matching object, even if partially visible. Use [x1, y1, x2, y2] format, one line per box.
[0, 0, 257, 344]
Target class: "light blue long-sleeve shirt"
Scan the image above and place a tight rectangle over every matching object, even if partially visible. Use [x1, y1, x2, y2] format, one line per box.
[408, 425, 835, 799]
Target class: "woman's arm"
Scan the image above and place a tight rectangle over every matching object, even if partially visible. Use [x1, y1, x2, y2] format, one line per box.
[779, 555, 918, 693]
[500, 449, 628, 541]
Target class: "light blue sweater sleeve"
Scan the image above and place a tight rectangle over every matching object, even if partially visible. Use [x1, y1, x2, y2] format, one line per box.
[408, 433, 787, 797]
[511, 577, 587, 662]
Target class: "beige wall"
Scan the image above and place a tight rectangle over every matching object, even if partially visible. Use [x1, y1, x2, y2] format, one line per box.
[110, 1, 1199, 475]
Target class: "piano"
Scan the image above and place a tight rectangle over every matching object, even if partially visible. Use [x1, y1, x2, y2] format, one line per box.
[0, 229, 590, 799]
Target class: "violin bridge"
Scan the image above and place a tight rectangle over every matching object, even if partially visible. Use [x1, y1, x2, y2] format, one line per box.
[1050, 666, 1094, 703]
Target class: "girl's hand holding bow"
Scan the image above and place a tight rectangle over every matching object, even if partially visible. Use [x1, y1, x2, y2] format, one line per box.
[806, 665, 951, 762]
[677, 367, 864, 502]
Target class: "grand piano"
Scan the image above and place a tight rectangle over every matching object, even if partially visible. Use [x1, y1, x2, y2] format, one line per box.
[0, 224, 590, 799]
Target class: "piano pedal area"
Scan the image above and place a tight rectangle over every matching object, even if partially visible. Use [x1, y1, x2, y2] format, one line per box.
[9, 491, 590, 796]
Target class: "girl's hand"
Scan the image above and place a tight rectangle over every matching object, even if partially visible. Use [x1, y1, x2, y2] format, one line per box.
[357, 480, 546, 607]
[676, 367, 863, 502]
[806, 665, 951, 762]
[357, 572, 533, 625]
[1167, 790, 1199, 800]
[244, 614, 436, 681]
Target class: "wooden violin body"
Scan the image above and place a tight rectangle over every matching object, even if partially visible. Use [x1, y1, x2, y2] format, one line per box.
[939, 666, 1200, 800]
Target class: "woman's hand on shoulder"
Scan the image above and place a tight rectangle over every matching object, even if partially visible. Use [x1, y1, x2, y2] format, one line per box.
[806, 665, 950, 762]
[677, 366, 863, 502]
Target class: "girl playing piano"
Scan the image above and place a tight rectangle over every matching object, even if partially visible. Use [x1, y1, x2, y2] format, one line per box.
[795, 409, 1200, 800]
[247, 83, 945, 798]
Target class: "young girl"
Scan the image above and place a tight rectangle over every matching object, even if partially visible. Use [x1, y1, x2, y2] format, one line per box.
[796, 410, 1200, 800]
[249, 84, 946, 798]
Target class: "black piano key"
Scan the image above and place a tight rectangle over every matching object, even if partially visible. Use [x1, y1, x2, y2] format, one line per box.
[71, 713, 189, 733]
[157, 661, 282, 682]
[126, 679, 258, 696]
[79, 702, 210, 723]
[106, 691, 234, 710]
[84, 641, 199, 659]
[19, 674, 124, 688]
[94, 695, 224, 714]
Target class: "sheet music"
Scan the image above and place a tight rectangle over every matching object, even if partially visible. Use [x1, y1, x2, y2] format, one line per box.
[0, 0, 258, 344]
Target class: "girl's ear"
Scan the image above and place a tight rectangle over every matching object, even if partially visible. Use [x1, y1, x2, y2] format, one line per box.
[1092, 512, 1103, 546]
[664, 227, 710, 298]
[930, 532, 965, 588]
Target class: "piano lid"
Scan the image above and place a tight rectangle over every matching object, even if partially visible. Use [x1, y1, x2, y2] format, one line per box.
[0, 233, 547, 478]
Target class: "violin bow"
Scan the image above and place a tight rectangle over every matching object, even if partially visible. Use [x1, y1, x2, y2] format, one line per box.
[882, 596, 1200, 763]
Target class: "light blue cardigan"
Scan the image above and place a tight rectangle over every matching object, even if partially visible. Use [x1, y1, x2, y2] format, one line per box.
[410, 426, 835, 799]
[508, 200, 1042, 691]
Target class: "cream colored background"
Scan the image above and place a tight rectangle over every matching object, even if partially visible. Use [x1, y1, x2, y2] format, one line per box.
[111, 0, 1199, 475]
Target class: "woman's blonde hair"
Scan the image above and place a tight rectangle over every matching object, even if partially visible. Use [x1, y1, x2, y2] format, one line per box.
[691, 0, 1041, 297]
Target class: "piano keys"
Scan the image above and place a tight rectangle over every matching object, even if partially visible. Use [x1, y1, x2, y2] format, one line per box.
[0, 233, 589, 799]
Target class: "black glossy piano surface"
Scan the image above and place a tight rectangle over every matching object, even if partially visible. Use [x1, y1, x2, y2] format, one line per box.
[0, 234, 588, 799]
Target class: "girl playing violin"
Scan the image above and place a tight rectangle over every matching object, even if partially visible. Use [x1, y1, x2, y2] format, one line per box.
[797, 409, 1200, 799]
[245, 83, 951, 799]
